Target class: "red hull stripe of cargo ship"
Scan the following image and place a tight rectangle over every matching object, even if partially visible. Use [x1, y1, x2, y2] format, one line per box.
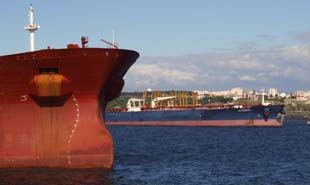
[106, 120, 282, 127]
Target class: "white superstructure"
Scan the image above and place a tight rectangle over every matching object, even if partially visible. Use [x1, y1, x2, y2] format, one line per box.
[24, 4, 40, 51]
[127, 98, 145, 112]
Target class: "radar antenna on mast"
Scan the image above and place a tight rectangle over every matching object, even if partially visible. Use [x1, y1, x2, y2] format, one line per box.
[24, 4, 40, 52]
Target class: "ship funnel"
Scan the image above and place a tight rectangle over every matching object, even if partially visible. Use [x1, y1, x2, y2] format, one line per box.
[24, 4, 40, 52]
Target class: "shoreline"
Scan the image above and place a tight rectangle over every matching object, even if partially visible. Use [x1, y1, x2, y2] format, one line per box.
[284, 111, 310, 121]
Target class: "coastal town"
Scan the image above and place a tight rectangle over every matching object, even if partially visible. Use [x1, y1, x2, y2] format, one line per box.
[110, 88, 310, 105]
[194, 88, 310, 105]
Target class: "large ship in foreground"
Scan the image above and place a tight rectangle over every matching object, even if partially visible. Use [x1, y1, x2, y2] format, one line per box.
[105, 93, 285, 127]
[0, 5, 139, 168]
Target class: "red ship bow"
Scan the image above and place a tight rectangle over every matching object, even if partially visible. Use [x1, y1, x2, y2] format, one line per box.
[0, 48, 139, 168]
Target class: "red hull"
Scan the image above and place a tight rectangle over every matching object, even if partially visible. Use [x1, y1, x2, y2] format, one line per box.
[106, 119, 282, 127]
[0, 48, 139, 168]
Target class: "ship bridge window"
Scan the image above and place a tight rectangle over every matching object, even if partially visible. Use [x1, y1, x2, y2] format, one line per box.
[39, 68, 58, 74]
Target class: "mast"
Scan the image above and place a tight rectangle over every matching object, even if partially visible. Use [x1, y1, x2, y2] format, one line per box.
[112, 30, 115, 47]
[24, 4, 40, 52]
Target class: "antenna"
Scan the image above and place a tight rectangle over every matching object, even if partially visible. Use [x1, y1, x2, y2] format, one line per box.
[24, 4, 40, 52]
[112, 30, 115, 47]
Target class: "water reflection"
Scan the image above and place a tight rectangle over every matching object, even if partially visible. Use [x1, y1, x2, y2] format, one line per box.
[0, 168, 113, 185]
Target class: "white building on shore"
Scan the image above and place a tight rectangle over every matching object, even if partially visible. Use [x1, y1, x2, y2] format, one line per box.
[268, 88, 279, 97]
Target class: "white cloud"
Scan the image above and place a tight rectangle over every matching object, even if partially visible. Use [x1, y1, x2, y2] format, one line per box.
[131, 64, 197, 83]
[240, 75, 256, 81]
[284, 45, 310, 59]
[124, 44, 310, 92]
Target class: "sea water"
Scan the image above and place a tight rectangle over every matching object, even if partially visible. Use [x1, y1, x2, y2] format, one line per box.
[1, 120, 310, 185]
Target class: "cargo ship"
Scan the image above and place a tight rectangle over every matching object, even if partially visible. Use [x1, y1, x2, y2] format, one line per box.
[0, 5, 139, 168]
[105, 92, 285, 126]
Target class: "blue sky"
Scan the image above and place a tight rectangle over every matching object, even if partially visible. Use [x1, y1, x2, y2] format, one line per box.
[1, 1, 310, 92]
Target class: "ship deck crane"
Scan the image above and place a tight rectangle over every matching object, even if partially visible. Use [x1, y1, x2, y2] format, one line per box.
[151, 96, 176, 108]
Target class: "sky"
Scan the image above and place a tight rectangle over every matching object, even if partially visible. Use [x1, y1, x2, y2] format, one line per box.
[1, 1, 310, 92]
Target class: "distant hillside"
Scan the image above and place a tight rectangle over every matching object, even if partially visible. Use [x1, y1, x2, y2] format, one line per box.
[106, 92, 142, 108]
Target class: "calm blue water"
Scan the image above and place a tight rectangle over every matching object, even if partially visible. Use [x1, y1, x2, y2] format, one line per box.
[1, 120, 310, 185]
